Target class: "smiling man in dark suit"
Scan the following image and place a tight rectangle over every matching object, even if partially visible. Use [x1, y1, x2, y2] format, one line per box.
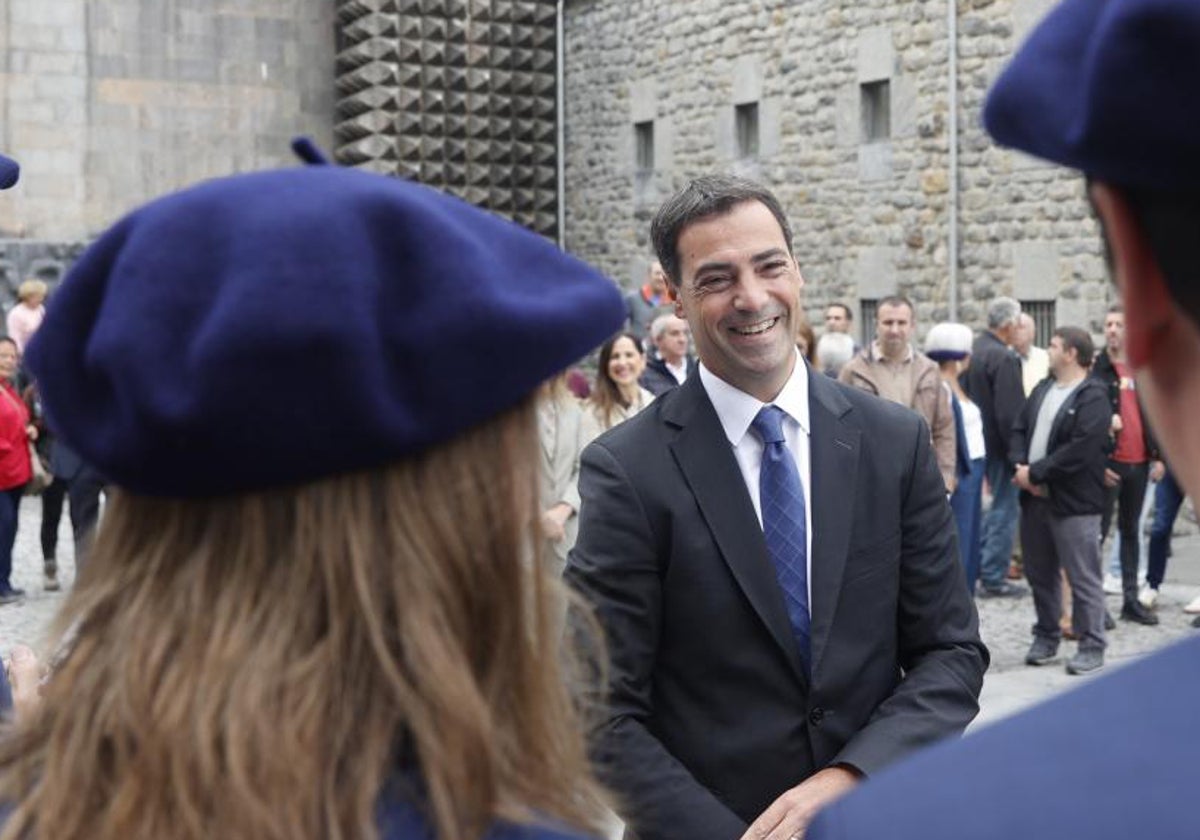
[565, 175, 987, 840]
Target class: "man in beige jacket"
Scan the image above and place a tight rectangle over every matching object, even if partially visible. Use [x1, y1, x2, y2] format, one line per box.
[839, 295, 956, 491]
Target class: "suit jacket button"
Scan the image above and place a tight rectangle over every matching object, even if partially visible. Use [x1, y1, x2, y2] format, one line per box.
[809, 707, 824, 725]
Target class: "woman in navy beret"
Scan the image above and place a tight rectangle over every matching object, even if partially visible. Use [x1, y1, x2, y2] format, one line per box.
[0, 152, 625, 840]
[0, 337, 33, 605]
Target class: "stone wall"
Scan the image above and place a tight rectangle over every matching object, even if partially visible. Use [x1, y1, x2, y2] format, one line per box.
[334, 0, 561, 239]
[0, 0, 335, 293]
[562, 0, 1113, 343]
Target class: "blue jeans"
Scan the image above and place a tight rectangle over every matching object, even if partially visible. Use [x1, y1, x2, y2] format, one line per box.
[0, 487, 22, 590]
[979, 456, 1020, 588]
[950, 458, 986, 594]
[1147, 469, 1185, 590]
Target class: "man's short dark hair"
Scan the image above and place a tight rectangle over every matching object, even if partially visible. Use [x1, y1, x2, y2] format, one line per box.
[1053, 325, 1095, 368]
[877, 295, 914, 317]
[826, 302, 853, 322]
[1107, 302, 1124, 315]
[650, 175, 794, 287]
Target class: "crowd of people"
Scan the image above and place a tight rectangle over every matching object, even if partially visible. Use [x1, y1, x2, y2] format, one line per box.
[0, 1, 1192, 839]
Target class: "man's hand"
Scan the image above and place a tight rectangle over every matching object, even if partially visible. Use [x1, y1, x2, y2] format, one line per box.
[740, 765, 861, 840]
[1111, 413, 1124, 434]
[540, 502, 574, 543]
[1150, 460, 1166, 482]
[1012, 464, 1043, 496]
[1104, 467, 1121, 488]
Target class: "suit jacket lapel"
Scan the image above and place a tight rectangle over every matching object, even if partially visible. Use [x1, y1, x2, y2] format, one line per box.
[807, 370, 860, 677]
[665, 376, 810, 688]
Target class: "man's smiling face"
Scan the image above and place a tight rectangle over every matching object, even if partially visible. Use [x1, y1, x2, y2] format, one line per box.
[673, 200, 803, 401]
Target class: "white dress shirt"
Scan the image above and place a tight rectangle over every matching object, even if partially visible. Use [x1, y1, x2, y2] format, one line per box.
[699, 351, 813, 603]
[666, 357, 688, 385]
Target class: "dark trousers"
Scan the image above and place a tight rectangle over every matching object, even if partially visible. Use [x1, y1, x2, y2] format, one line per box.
[40, 470, 103, 572]
[1022, 498, 1106, 652]
[0, 487, 23, 589]
[950, 458, 986, 593]
[40, 476, 66, 562]
[1147, 469, 1185, 590]
[1101, 460, 1151, 604]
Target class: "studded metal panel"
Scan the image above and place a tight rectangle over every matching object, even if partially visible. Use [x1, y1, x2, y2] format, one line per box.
[335, 0, 559, 239]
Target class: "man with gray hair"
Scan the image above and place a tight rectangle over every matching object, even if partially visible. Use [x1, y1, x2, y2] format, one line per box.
[816, 332, 855, 378]
[639, 313, 696, 396]
[963, 296, 1028, 598]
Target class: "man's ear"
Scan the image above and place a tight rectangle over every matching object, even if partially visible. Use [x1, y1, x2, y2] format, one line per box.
[1090, 182, 1175, 368]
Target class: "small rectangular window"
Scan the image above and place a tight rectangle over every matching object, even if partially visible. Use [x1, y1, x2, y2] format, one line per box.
[1019, 300, 1056, 348]
[736, 102, 759, 160]
[861, 80, 891, 143]
[635, 120, 654, 173]
[860, 298, 878, 346]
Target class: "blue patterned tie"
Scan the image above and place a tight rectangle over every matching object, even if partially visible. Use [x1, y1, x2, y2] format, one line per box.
[751, 405, 811, 675]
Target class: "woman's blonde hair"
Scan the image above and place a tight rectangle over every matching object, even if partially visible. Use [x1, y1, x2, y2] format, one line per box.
[0, 396, 609, 840]
[16, 280, 46, 304]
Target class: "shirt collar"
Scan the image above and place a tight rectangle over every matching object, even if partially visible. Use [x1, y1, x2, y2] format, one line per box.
[869, 340, 914, 364]
[699, 349, 811, 446]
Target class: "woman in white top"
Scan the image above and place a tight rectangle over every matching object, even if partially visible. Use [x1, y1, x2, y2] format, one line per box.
[926, 323, 987, 594]
[585, 333, 654, 439]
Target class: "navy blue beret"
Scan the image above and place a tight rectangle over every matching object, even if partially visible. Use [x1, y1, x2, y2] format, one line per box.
[0, 153, 18, 190]
[984, 0, 1200, 191]
[25, 161, 623, 497]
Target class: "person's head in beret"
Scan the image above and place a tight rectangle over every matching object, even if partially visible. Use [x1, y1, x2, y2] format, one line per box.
[28, 161, 622, 497]
[984, 0, 1200, 517]
[0, 153, 18, 190]
[9, 153, 618, 840]
[924, 322, 974, 366]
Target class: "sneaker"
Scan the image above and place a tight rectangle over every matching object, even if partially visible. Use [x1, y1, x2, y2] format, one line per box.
[1120, 601, 1160, 626]
[1192, 615, 1200, 629]
[1104, 611, 1117, 631]
[1025, 637, 1059, 666]
[1138, 584, 1159, 609]
[0, 588, 24, 605]
[978, 581, 1029, 599]
[1102, 573, 1123, 596]
[1184, 595, 1200, 615]
[1065, 648, 1104, 675]
[43, 573, 60, 593]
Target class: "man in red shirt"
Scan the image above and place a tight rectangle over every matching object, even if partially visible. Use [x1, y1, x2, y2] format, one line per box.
[1092, 304, 1162, 625]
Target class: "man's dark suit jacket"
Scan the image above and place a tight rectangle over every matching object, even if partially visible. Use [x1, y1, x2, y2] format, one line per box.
[640, 355, 698, 397]
[565, 368, 988, 840]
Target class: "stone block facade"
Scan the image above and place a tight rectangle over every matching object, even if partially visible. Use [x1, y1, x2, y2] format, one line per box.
[334, 0, 561, 239]
[0, 0, 334, 294]
[562, 0, 1113, 344]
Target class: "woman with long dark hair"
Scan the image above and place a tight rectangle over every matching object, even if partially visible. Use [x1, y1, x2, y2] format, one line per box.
[586, 332, 654, 436]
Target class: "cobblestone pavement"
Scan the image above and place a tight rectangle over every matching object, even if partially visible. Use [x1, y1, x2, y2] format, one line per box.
[0, 497, 1196, 730]
[974, 530, 1200, 728]
[0, 497, 79, 659]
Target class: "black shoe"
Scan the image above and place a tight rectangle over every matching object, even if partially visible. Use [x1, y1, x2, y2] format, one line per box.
[1104, 611, 1117, 631]
[0, 587, 24, 605]
[1065, 648, 1104, 675]
[1192, 615, 1200, 629]
[1025, 637, 1059, 666]
[1120, 601, 1160, 626]
[978, 581, 1028, 599]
